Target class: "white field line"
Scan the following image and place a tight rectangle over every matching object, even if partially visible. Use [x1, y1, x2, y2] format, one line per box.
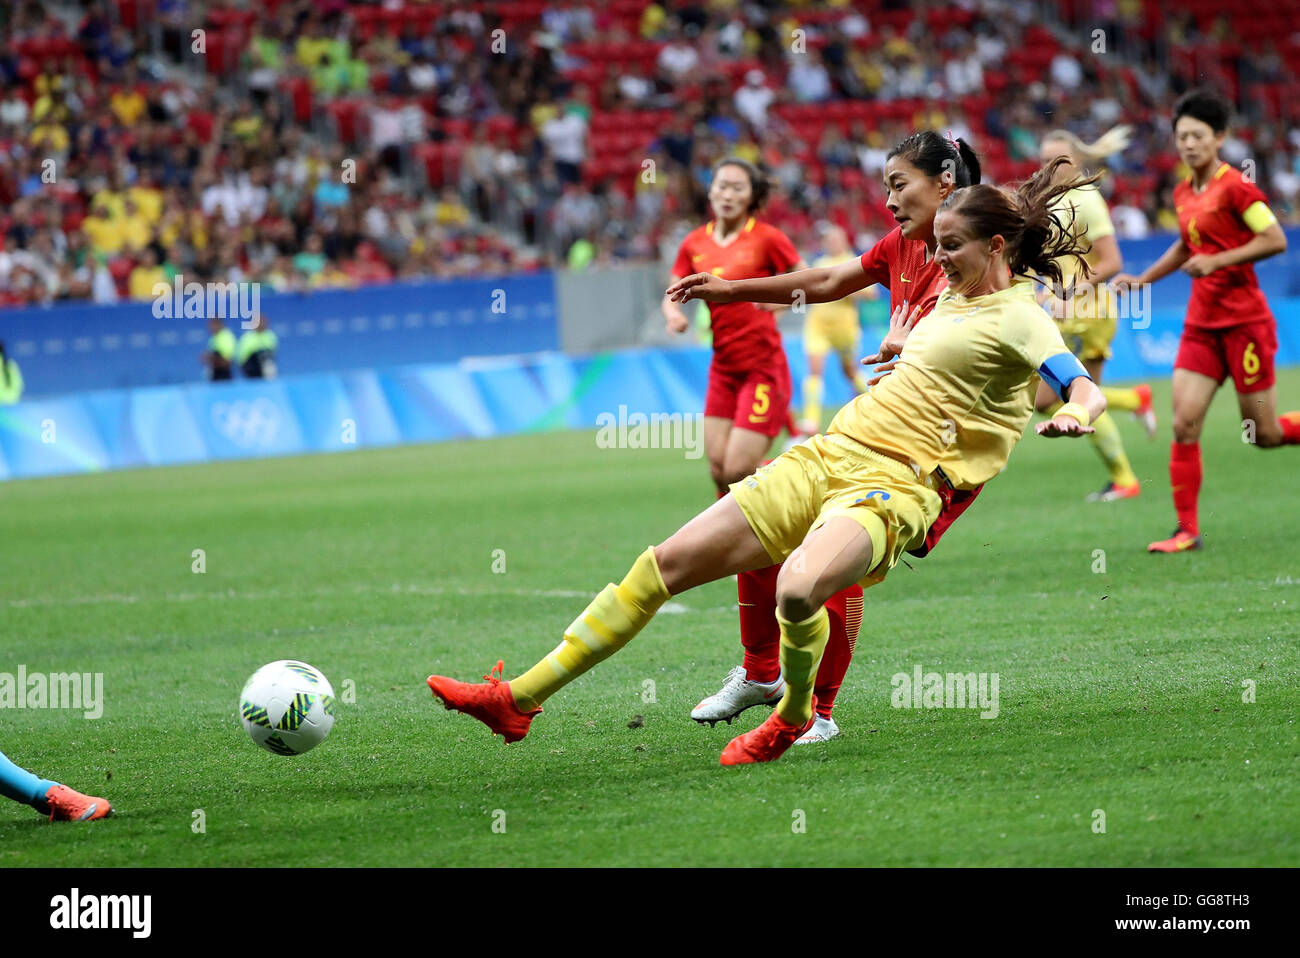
[5, 584, 705, 614]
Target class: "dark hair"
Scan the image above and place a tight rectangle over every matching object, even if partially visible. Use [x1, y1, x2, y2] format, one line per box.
[938, 157, 1101, 288]
[886, 130, 982, 188]
[1173, 89, 1231, 134]
[710, 156, 770, 212]
[0, 341, 8, 388]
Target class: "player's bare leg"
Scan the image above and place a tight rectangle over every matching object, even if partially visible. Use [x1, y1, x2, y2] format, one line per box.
[720, 426, 771, 487]
[839, 347, 869, 395]
[1151, 369, 1217, 553]
[722, 517, 874, 765]
[1237, 385, 1300, 448]
[704, 415, 734, 495]
[800, 350, 828, 434]
[428, 496, 774, 741]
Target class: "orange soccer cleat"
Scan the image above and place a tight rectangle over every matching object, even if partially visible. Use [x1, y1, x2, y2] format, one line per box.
[427, 660, 541, 743]
[1147, 527, 1203, 554]
[1086, 481, 1141, 503]
[43, 784, 112, 822]
[720, 698, 818, 766]
[1134, 384, 1158, 439]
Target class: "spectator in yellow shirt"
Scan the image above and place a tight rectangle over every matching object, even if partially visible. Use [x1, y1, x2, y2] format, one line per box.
[119, 199, 153, 254]
[128, 248, 167, 301]
[110, 85, 146, 126]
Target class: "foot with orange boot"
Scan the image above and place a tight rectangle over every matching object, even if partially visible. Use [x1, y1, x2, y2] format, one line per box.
[1, 749, 112, 822]
[427, 660, 541, 743]
[721, 697, 818, 766]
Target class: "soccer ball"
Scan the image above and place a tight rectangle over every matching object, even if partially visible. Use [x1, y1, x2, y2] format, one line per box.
[239, 660, 337, 756]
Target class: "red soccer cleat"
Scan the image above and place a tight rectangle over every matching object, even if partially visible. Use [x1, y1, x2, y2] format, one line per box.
[426, 660, 541, 743]
[43, 784, 112, 822]
[720, 698, 817, 766]
[1134, 384, 1158, 440]
[1147, 527, 1202, 554]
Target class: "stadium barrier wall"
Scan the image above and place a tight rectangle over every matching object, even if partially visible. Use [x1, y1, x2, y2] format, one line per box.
[3, 292, 1299, 483]
[0, 273, 559, 399]
[3, 230, 1298, 404]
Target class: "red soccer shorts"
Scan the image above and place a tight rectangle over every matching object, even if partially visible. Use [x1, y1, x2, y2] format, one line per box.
[705, 360, 791, 438]
[1175, 319, 1277, 394]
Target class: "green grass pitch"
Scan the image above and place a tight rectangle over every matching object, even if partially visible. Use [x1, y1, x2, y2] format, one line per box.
[2, 370, 1298, 867]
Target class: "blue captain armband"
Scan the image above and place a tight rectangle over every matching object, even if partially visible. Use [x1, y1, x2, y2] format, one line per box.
[1039, 352, 1091, 402]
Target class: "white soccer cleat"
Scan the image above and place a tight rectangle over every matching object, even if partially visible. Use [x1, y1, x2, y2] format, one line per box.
[691, 666, 784, 726]
[792, 714, 840, 745]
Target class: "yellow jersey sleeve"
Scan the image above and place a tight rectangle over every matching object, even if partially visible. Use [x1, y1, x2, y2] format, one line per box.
[999, 300, 1072, 371]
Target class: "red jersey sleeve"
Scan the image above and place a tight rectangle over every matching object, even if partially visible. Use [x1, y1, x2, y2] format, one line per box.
[1228, 174, 1269, 221]
[858, 229, 896, 286]
[768, 224, 800, 273]
[671, 231, 696, 279]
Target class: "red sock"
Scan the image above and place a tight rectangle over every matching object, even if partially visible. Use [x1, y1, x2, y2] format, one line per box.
[738, 566, 781, 683]
[814, 585, 864, 718]
[1169, 441, 1202, 536]
[1279, 412, 1300, 445]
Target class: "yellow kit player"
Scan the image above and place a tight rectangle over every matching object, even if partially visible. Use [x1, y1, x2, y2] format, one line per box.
[798, 225, 873, 434]
[427, 160, 1106, 766]
[1035, 127, 1158, 502]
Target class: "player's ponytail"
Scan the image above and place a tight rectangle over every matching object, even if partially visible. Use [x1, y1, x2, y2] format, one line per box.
[940, 157, 1102, 288]
[710, 156, 771, 213]
[887, 130, 982, 188]
[1043, 126, 1132, 168]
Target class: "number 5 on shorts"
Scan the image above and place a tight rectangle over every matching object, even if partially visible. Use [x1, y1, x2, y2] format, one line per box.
[752, 383, 771, 418]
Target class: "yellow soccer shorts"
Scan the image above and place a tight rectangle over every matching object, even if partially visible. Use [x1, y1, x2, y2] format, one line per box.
[1058, 287, 1118, 362]
[730, 432, 942, 590]
[804, 308, 860, 360]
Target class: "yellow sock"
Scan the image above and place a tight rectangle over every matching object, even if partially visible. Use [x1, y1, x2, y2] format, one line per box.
[1088, 412, 1138, 486]
[1102, 386, 1140, 413]
[775, 607, 829, 725]
[852, 372, 869, 393]
[511, 548, 670, 711]
[803, 374, 824, 426]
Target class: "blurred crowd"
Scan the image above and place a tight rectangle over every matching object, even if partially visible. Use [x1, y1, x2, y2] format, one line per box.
[1, 0, 1298, 308]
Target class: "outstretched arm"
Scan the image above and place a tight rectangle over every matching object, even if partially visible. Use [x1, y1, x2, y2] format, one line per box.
[1111, 236, 1188, 293]
[666, 257, 873, 307]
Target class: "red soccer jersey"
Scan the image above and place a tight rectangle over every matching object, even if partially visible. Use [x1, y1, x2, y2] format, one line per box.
[858, 226, 948, 317]
[673, 217, 800, 372]
[1175, 162, 1275, 330]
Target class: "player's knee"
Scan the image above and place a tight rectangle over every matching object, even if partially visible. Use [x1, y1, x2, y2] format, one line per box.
[1252, 425, 1285, 449]
[720, 458, 757, 487]
[774, 565, 819, 622]
[707, 458, 728, 489]
[652, 541, 689, 594]
[775, 588, 818, 624]
[1171, 416, 1201, 443]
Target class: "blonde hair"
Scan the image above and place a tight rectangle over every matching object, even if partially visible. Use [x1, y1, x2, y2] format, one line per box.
[1043, 125, 1132, 167]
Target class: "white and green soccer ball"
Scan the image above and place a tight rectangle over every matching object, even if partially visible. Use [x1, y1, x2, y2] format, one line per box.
[239, 660, 336, 756]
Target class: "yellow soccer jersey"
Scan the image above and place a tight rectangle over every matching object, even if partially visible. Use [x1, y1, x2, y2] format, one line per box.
[828, 278, 1075, 488]
[807, 252, 859, 325]
[1051, 184, 1115, 288]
